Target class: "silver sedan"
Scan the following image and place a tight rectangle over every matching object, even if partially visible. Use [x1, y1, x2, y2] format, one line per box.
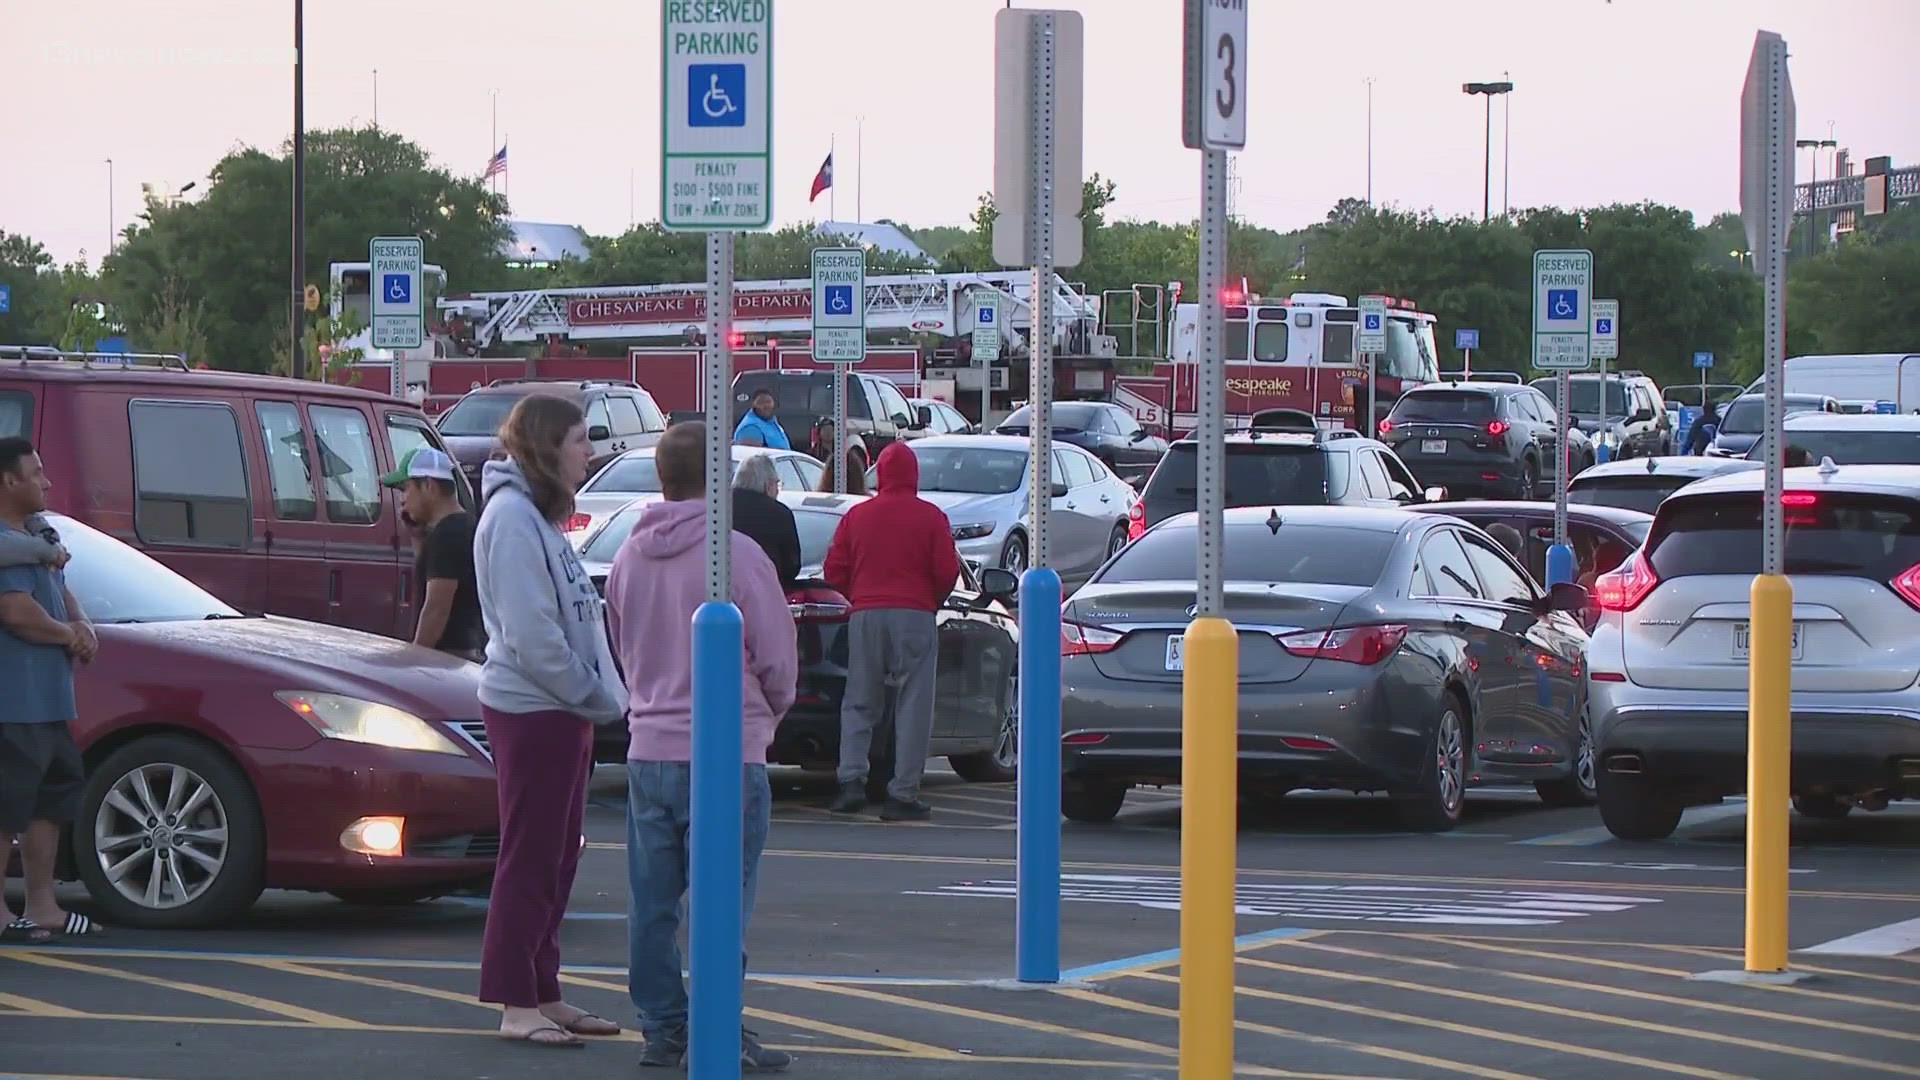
[872, 435, 1137, 587]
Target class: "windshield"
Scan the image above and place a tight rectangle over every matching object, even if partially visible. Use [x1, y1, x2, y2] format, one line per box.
[908, 446, 1028, 495]
[1719, 396, 1827, 435]
[1779, 430, 1920, 466]
[1567, 477, 1690, 516]
[999, 403, 1100, 432]
[1390, 390, 1496, 424]
[1650, 493, 1920, 580]
[435, 393, 527, 437]
[1536, 379, 1629, 417]
[1145, 444, 1332, 506]
[44, 515, 243, 623]
[1103, 522, 1392, 586]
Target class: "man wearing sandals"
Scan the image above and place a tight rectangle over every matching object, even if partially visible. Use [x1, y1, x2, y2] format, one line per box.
[0, 438, 102, 943]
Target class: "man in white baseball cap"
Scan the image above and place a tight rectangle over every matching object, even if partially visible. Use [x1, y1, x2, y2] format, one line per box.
[384, 448, 485, 660]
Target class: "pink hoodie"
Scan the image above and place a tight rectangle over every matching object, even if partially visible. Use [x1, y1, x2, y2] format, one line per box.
[604, 499, 798, 763]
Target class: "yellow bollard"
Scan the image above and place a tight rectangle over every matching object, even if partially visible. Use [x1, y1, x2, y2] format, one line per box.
[1180, 616, 1238, 1079]
[1745, 573, 1793, 972]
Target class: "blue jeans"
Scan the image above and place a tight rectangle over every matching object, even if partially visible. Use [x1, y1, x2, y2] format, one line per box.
[625, 760, 772, 1042]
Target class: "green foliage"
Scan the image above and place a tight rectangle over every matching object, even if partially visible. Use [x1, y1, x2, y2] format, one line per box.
[271, 291, 368, 383]
[1786, 204, 1920, 356]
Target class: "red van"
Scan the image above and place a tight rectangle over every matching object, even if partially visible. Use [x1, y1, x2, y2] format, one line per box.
[0, 349, 471, 640]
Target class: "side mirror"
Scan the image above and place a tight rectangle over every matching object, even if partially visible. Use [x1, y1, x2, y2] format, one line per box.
[1423, 486, 1449, 503]
[587, 424, 612, 442]
[915, 404, 934, 428]
[893, 412, 919, 429]
[1632, 408, 1655, 423]
[1130, 428, 1149, 442]
[1538, 581, 1590, 614]
[1050, 480, 1071, 498]
[978, 567, 1019, 599]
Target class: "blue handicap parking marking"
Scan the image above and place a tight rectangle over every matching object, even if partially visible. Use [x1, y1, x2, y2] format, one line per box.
[0, 284, 10, 313]
[824, 284, 854, 315]
[1547, 289, 1579, 321]
[689, 63, 747, 128]
[1363, 313, 1382, 331]
[978, 306, 995, 324]
[1595, 318, 1613, 335]
[382, 274, 411, 305]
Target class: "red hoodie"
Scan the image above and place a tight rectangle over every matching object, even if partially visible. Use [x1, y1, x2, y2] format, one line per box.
[824, 443, 961, 613]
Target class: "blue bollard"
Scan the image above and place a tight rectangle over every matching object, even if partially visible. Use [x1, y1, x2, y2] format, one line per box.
[1595, 441, 1611, 466]
[1016, 567, 1062, 984]
[689, 601, 744, 1079]
[1546, 543, 1577, 587]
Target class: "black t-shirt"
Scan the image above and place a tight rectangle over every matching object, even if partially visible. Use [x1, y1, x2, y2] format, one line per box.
[416, 511, 485, 654]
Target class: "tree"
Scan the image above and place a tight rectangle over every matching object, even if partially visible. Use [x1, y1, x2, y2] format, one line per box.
[270, 291, 368, 384]
[0, 231, 64, 346]
[1786, 212, 1920, 356]
[135, 273, 211, 362]
[105, 126, 512, 372]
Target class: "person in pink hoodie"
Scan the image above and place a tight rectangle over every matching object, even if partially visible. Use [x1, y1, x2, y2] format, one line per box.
[602, 421, 798, 1073]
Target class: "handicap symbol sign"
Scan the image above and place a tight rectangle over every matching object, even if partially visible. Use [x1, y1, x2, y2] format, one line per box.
[1595, 318, 1613, 335]
[823, 285, 854, 316]
[382, 274, 411, 306]
[1363, 313, 1382, 331]
[978, 306, 996, 325]
[0, 285, 10, 314]
[688, 64, 746, 128]
[1546, 289, 1579, 321]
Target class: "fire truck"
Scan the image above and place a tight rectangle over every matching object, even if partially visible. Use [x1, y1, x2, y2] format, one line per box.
[1111, 289, 1442, 436]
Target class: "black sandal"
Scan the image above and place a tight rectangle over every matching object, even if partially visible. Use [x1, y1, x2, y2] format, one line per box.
[1, 918, 52, 944]
[51, 913, 105, 939]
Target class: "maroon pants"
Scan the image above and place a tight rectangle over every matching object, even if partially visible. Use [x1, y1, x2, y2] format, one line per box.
[478, 707, 593, 1008]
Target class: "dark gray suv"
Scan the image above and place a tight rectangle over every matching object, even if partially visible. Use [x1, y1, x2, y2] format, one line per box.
[1381, 381, 1593, 499]
[1530, 371, 1672, 460]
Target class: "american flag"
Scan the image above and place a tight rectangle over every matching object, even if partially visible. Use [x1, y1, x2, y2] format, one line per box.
[483, 142, 507, 180]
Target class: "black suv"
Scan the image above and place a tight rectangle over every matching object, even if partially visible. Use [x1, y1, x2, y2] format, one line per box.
[1380, 381, 1592, 499]
[1529, 371, 1672, 460]
[728, 371, 928, 463]
[1131, 428, 1442, 537]
[995, 400, 1169, 483]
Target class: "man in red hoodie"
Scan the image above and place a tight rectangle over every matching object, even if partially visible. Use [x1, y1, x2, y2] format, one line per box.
[823, 442, 960, 820]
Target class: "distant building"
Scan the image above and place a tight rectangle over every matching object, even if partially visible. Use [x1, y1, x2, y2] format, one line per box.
[815, 220, 930, 263]
[499, 221, 591, 267]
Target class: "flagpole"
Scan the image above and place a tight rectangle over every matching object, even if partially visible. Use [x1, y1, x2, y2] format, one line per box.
[490, 89, 498, 197]
[829, 134, 836, 223]
[504, 136, 509, 206]
[856, 116, 864, 224]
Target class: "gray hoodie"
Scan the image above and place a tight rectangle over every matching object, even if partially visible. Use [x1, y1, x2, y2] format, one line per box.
[473, 459, 625, 723]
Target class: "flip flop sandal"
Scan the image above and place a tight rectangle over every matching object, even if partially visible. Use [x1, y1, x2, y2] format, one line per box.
[2, 918, 52, 944]
[561, 1013, 621, 1036]
[502, 1023, 583, 1048]
[52, 913, 105, 938]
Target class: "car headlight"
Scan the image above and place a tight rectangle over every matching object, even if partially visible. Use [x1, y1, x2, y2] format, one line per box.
[274, 691, 467, 756]
[952, 522, 996, 541]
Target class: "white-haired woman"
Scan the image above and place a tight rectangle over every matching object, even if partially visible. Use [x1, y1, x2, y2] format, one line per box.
[732, 453, 801, 590]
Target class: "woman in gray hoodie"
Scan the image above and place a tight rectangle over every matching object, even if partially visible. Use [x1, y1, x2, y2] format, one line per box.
[472, 393, 626, 1047]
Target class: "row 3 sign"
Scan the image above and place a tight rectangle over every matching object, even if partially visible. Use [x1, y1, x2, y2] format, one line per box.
[661, 0, 773, 230]
[1531, 248, 1593, 371]
[1182, 0, 1248, 152]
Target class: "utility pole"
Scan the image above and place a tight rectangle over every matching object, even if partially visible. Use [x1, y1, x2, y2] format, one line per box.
[291, 0, 307, 381]
[1364, 77, 1374, 206]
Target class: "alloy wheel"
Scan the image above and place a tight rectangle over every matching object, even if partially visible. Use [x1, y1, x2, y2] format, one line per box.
[1436, 711, 1466, 814]
[992, 671, 1020, 772]
[94, 763, 230, 910]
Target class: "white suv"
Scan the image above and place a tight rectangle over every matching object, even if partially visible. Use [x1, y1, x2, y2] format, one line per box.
[1585, 461, 1920, 839]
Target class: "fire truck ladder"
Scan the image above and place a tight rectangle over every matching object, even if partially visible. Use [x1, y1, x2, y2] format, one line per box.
[1099, 283, 1166, 359]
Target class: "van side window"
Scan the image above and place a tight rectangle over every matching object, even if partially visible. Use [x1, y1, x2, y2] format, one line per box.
[386, 413, 472, 510]
[308, 405, 383, 525]
[255, 402, 317, 521]
[130, 401, 251, 546]
[0, 390, 31, 438]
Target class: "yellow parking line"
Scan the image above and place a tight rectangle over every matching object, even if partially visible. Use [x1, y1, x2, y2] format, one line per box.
[1054, 987, 1532, 1080]
[1335, 932, 1738, 952]
[1281, 938, 1920, 1057]
[558, 971, 963, 1060]
[785, 979, 1325, 1079]
[1414, 935, 1920, 1016]
[0, 991, 88, 1017]
[757, 848, 1920, 901]
[1647, 944, 1920, 989]
[244, 959, 490, 1010]
[2, 952, 365, 1028]
[0, 1008, 1177, 1070]
[1082, 929, 1331, 982]
[1135, 970, 1747, 1080]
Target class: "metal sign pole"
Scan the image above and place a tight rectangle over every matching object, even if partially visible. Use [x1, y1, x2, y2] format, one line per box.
[1028, 17, 1056, 573]
[1555, 371, 1571, 546]
[833, 364, 848, 493]
[1365, 352, 1377, 436]
[1196, 151, 1227, 618]
[706, 233, 736, 599]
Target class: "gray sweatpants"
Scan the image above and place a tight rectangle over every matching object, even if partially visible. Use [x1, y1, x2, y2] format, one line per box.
[836, 609, 938, 802]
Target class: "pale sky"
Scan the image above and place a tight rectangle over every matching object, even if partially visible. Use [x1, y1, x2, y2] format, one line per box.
[3, 0, 1916, 270]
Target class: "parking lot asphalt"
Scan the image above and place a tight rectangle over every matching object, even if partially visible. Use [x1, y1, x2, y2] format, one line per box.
[6, 765, 1920, 1079]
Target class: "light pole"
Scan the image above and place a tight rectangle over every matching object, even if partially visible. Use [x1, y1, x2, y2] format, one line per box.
[1462, 81, 1513, 223]
[1502, 70, 1512, 216]
[1363, 77, 1374, 206]
[105, 159, 114, 259]
[1796, 136, 1836, 254]
[292, 0, 307, 381]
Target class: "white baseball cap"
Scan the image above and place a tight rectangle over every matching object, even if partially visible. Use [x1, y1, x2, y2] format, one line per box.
[383, 447, 457, 487]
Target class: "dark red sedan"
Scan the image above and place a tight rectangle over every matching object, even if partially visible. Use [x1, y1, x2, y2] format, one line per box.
[41, 515, 498, 928]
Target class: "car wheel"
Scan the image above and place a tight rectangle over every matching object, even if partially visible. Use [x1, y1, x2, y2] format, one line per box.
[1792, 794, 1853, 820]
[1105, 525, 1129, 561]
[1512, 457, 1538, 500]
[329, 887, 449, 906]
[1596, 770, 1684, 840]
[1535, 704, 1597, 807]
[951, 667, 1019, 783]
[72, 735, 266, 929]
[1394, 697, 1469, 831]
[1062, 778, 1127, 823]
[1001, 532, 1029, 576]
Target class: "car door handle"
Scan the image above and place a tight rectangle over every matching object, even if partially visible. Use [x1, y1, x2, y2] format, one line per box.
[1099, 495, 1111, 503]
[328, 568, 342, 604]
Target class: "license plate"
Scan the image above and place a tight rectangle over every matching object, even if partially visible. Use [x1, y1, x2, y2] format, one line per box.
[1165, 635, 1185, 672]
[1422, 439, 1447, 454]
[1731, 622, 1805, 660]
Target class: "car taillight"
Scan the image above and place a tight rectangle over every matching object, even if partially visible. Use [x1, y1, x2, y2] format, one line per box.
[1486, 420, 1510, 437]
[1278, 624, 1408, 665]
[564, 512, 592, 533]
[1127, 499, 1147, 541]
[1062, 621, 1124, 657]
[1378, 419, 1394, 435]
[1593, 549, 1658, 612]
[1892, 563, 1920, 611]
[787, 587, 851, 624]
